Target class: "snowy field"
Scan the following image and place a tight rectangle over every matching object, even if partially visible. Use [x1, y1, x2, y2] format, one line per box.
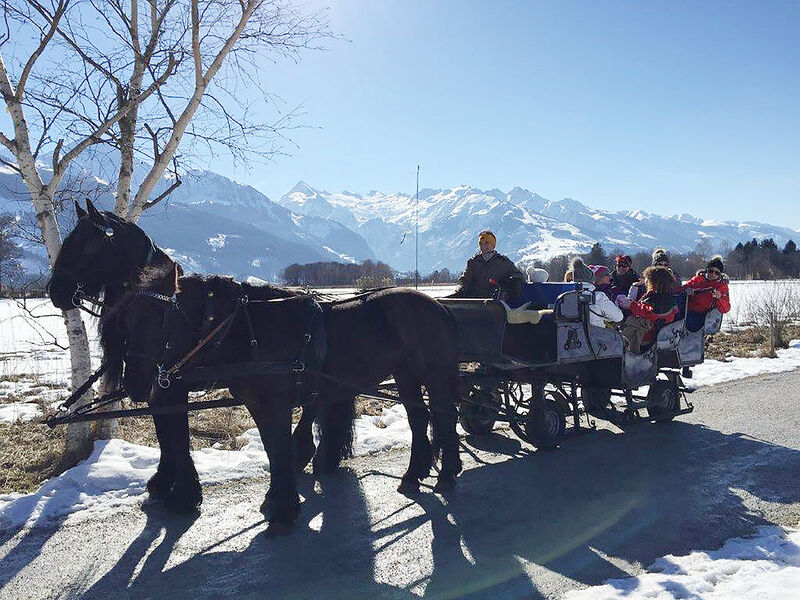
[1, 284, 800, 597]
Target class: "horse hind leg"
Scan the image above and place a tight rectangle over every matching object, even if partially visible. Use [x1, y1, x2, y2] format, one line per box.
[292, 405, 317, 473]
[425, 370, 463, 494]
[394, 368, 431, 495]
[312, 390, 355, 476]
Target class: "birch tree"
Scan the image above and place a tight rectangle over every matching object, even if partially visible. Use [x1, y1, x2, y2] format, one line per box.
[0, 0, 329, 460]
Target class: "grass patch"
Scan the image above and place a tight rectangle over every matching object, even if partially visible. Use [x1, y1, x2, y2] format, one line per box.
[0, 422, 67, 494]
[706, 324, 800, 361]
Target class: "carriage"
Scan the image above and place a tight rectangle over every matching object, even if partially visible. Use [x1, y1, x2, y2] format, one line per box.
[442, 281, 723, 448]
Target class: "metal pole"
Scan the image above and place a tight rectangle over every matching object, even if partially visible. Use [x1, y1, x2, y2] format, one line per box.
[415, 165, 419, 290]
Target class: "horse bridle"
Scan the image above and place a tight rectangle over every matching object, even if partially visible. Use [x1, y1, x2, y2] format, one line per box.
[69, 217, 157, 314]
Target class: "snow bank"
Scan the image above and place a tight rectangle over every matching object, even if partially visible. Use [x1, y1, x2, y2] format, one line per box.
[565, 525, 800, 600]
[689, 340, 800, 388]
[0, 402, 42, 423]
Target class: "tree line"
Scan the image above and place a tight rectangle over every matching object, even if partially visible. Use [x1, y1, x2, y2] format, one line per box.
[280, 260, 459, 288]
[533, 238, 800, 282]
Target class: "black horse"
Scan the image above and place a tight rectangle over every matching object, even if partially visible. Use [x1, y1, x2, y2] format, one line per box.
[49, 202, 462, 515]
[109, 262, 328, 533]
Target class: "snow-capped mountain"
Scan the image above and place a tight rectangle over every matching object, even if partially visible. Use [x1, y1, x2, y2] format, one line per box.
[2, 147, 798, 283]
[0, 158, 375, 281]
[279, 183, 800, 273]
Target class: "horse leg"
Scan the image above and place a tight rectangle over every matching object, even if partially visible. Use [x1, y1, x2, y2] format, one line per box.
[292, 405, 317, 473]
[312, 389, 355, 476]
[425, 371, 463, 494]
[147, 412, 176, 500]
[157, 386, 202, 513]
[394, 367, 431, 495]
[248, 395, 300, 536]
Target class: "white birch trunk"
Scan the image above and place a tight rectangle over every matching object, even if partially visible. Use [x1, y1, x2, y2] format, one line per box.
[1, 53, 95, 462]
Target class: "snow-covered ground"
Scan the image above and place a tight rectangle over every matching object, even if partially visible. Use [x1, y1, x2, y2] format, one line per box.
[565, 525, 800, 600]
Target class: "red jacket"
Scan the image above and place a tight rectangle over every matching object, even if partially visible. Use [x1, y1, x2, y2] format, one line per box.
[629, 291, 679, 343]
[679, 272, 731, 314]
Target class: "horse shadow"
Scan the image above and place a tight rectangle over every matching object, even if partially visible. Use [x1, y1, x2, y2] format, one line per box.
[11, 419, 798, 600]
[78, 469, 418, 600]
[414, 419, 800, 597]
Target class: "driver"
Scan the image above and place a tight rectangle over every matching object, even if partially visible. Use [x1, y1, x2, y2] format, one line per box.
[453, 230, 522, 298]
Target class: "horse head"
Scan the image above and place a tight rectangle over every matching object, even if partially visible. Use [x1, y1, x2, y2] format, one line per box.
[48, 200, 157, 310]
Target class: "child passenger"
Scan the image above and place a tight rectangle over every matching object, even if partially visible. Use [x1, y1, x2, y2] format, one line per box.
[678, 255, 731, 331]
[621, 266, 679, 353]
[569, 257, 623, 328]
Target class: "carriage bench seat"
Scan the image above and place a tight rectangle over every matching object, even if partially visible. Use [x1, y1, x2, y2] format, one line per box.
[506, 282, 579, 310]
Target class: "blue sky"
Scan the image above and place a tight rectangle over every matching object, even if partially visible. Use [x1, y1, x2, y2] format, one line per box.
[229, 0, 799, 229]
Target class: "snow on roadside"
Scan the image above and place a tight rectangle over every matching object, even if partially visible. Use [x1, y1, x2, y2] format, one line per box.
[689, 340, 800, 388]
[565, 524, 800, 600]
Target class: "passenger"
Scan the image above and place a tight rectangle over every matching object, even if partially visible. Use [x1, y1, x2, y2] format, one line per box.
[570, 257, 623, 328]
[453, 229, 523, 298]
[610, 254, 638, 297]
[678, 255, 731, 331]
[621, 266, 679, 353]
[591, 265, 613, 300]
[564, 269, 574, 283]
[651, 247, 681, 289]
[615, 275, 645, 311]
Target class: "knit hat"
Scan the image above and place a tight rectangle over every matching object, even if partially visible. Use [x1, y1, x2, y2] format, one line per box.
[706, 255, 724, 272]
[591, 264, 610, 283]
[570, 257, 594, 283]
[652, 247, 670, 266]
[615, 254, 632, 267]
[478, 230, 496, 248]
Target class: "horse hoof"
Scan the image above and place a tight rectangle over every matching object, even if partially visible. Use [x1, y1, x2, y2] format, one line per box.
[265, 521, 293, 538]
[312, 454, 338, 477]
[165, 485, 202, 514]
[146, 472, 173, 500]
[397, 476, 420, 496]
[433, 477, 456, 494]
[260, 497, 274, 518]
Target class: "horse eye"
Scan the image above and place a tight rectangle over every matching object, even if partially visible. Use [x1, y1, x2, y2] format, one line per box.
[104, 227, 114, 238]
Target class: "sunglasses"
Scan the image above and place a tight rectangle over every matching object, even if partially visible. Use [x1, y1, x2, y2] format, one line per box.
[707, 269, 721, 275]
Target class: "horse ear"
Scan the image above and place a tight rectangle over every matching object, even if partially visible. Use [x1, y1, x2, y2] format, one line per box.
[86, 199, 101, 218]
[74, 201, 87, 218]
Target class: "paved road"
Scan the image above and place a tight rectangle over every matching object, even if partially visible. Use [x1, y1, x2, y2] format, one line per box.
[2, 370, 800, 600]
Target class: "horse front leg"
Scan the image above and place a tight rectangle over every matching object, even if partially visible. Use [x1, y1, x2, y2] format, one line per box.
[150, 384, 202, 513]
[247, 394, 300, 536]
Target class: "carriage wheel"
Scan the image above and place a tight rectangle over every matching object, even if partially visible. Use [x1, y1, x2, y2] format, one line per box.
[646, 380, 680, 422]
[506, 386, 566, 448]
[458, 386, 500, 435]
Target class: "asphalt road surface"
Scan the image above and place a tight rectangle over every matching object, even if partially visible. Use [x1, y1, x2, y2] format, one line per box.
[2, 370, 799, 600]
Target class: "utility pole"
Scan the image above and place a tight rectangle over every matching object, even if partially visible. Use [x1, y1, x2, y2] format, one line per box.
[415, 165, 420, 290]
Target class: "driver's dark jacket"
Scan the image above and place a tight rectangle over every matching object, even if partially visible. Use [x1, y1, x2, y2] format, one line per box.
[453, 251, 522, 298]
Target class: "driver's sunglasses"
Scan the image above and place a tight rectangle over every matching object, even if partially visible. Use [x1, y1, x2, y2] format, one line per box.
[707, 269, 721, 276]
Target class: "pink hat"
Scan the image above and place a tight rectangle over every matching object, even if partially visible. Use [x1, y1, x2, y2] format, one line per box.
[590, 264, 610, 283]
